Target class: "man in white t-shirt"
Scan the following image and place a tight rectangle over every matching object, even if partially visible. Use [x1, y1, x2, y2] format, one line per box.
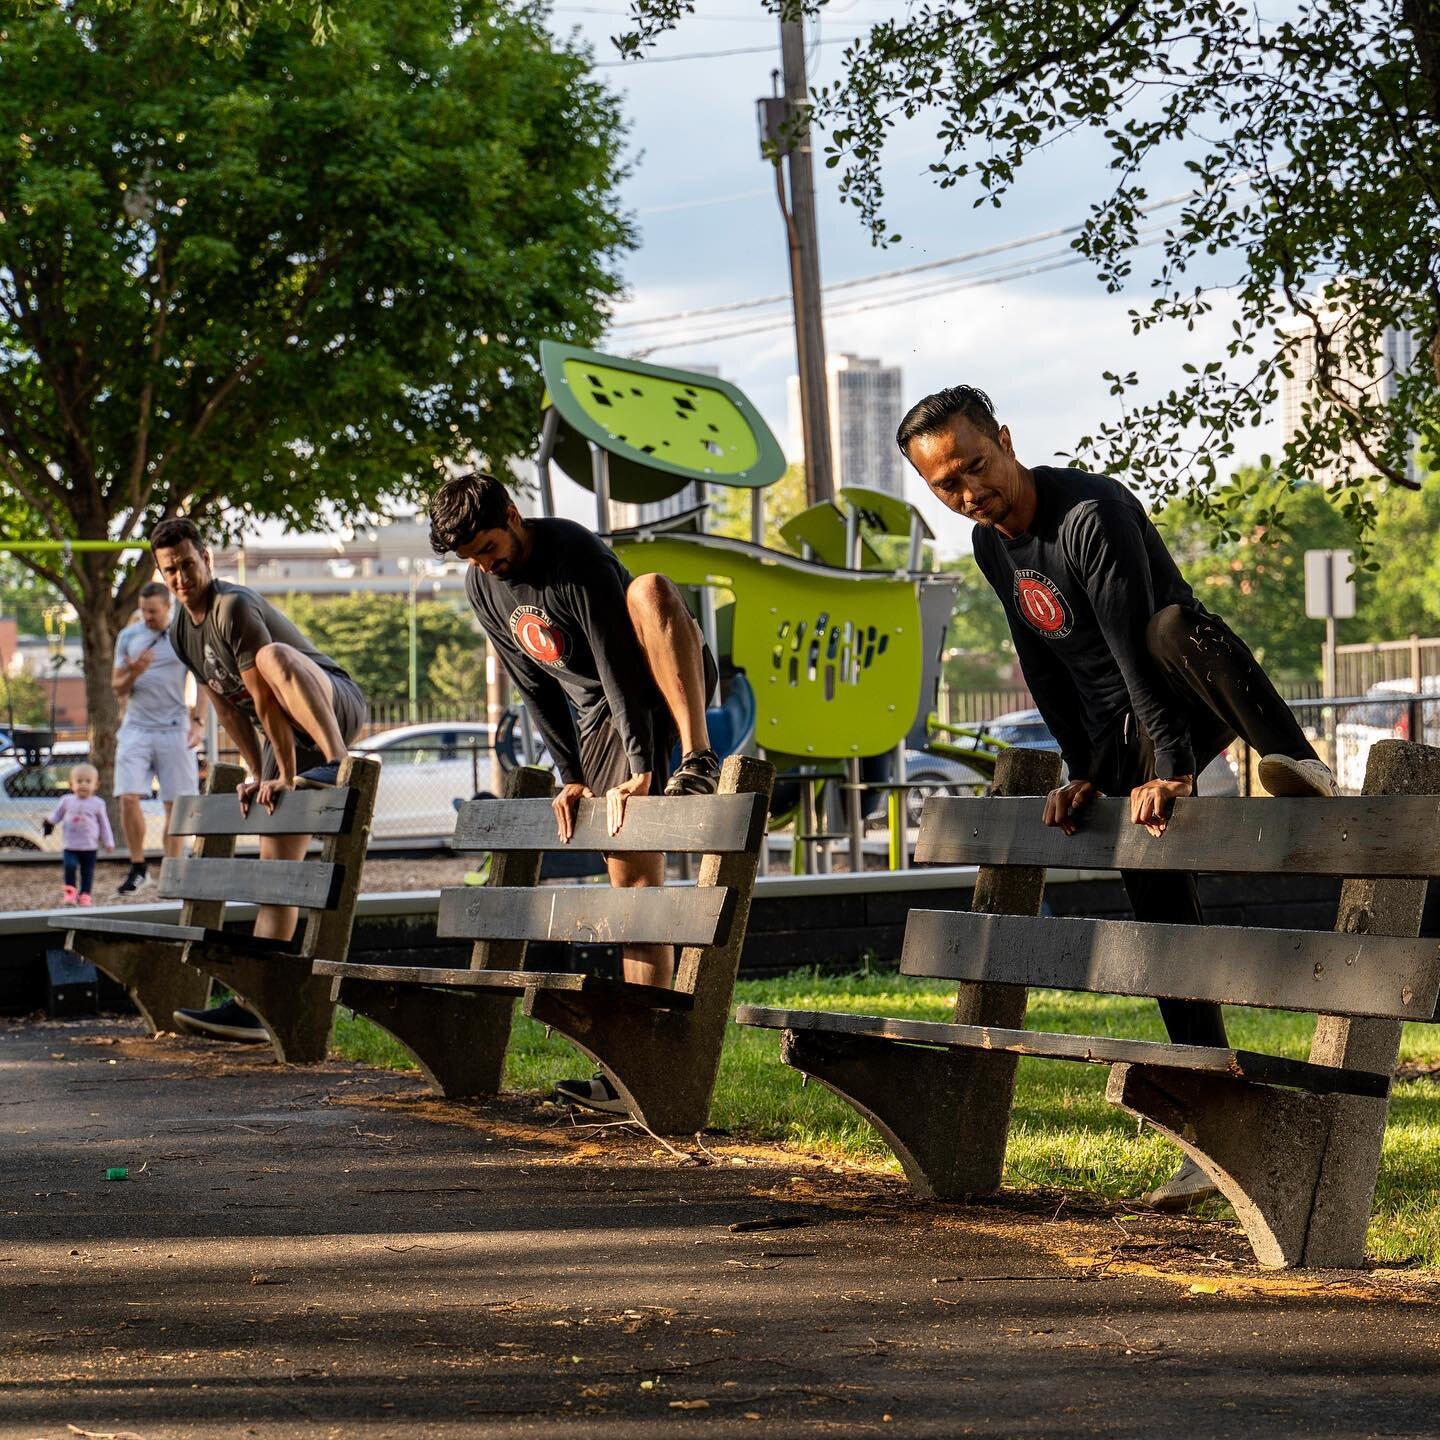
[111, 582, 206, 895]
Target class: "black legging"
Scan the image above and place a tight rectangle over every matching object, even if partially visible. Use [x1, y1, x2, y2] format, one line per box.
[1089, 604, 1318, 1048]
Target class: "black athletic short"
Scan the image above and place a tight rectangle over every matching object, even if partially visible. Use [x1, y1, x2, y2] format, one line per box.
[577, 646, 718, 797]
[259, 670, 369, 781]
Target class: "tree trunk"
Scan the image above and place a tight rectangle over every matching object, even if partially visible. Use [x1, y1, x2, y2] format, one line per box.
[75, 583, 124, 811]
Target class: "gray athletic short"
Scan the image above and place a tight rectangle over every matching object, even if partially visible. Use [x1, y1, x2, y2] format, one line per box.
[577, 646, 719, 798]
[259, 670, 368, 781]
[115, 725, 199, 802]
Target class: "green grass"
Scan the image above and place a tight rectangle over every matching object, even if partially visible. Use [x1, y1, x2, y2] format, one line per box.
[331, 970, 1440, 1266]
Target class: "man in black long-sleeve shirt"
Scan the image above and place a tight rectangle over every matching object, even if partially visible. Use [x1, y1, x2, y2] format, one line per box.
[429, 471, 720, 1113]
[898, 385, 1334, 1209]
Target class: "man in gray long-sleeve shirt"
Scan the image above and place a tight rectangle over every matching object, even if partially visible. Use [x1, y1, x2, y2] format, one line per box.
[429, 471, 720, 1114]
[898, 384, 1334, 1210]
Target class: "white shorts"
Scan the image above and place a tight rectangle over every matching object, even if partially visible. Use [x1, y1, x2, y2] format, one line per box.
[115, 726, 199, 803]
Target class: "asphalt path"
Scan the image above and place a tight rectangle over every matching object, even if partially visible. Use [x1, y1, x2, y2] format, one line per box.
[4, 1018, 1440, 1438]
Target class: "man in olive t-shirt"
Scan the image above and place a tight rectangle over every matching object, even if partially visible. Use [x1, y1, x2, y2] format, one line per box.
[149, 516, 368, 1045]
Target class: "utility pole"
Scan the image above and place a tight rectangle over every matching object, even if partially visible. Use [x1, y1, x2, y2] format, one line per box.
[758, 16, 833, 504]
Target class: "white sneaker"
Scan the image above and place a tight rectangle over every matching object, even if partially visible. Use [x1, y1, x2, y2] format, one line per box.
[1258, 755, 1338, 798]
[1141, 1157, 1220, 1212]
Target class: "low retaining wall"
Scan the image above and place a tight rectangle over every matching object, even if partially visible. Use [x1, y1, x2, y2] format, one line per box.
[4, 865, 1422, 1019]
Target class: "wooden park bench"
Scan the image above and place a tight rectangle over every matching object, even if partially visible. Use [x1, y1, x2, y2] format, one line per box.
[737, 741, 1440, 1269]
[316, 754, 773, 1134]
[54, 754, 379, 1064]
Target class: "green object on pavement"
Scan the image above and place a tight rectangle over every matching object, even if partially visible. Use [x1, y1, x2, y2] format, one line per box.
[104, 1167, 128, 1181]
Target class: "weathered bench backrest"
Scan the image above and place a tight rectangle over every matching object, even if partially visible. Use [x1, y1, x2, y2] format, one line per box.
[451, 793, 767, 857]
[169, 788, 359, 838]
[441, 761, 773, 993]
[156, 755, 380, 959]
[915, 794, 1440, 876]
[907, 786, 1440, 1022]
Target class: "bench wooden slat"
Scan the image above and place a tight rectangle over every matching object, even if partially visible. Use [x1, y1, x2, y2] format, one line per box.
[159, 858, 344, 912]
[734, 1006, 1390, 1098]
[915, 794, 1440, 876]
[899, 911, 1440, 1019]
[314, 959, 692, 1009]
[54, 917, 304, 955]
[452, 794, 767, 854]
[52, 916, 207, 943]
[169, 788, 357, 837]
[436, 885, 734, 947]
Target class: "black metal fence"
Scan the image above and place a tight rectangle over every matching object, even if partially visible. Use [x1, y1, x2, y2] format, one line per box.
[12, 688, 1438, 859]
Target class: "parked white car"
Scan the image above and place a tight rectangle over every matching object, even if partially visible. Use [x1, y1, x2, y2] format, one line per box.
[355, 722, 549, 845]
[0, 744, 168, 854]
[975, 707, 1243, 795]
[1333, 678, 1440, 793]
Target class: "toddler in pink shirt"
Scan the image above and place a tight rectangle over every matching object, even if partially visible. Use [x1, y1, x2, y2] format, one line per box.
[44, 763, 115, 907]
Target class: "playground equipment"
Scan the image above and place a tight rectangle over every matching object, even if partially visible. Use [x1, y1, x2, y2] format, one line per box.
[533, 342, 960, 873]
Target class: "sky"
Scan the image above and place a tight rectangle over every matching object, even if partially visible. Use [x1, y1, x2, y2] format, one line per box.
[249, 2, 1283, 552]
[535, 1, 1285, 547]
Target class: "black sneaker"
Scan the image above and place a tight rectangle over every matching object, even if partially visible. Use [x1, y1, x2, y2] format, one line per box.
[664, 748, 721, 797]
[553, 1073, 629, 1116]
[295, 760, 342, 789]
[116, 865, 152, 896]
[172, 998, 268, 1043]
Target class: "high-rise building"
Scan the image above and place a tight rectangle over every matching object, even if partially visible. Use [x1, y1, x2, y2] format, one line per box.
[788, 354, 905, 497]
[1280, 316, 1421, 486]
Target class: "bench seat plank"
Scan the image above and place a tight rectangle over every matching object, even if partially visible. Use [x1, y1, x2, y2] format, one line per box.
[54, 915, 304, 956]
[437, 885, 734, 948]
[159, 858, 343, 911]
[316, 958, 692, 1009]
[452, 794, 766, 855]
[734, 1005, 1390, 1098]
[899, 911, 1440, 1019]
[915, 794, 1440, 876]
[51, 916, 207, 943]
[169, 788, 357, 837]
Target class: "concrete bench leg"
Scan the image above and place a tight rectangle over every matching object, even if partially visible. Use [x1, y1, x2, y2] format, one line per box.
[67, 937, 210, 1035]
[188, 947, 336, 1065]
[333, 977, 515, 1097]
[1108, 1063, 1348, 1269]
[525, 990, 714, 1136]
[779, 1028, 1018, 1197]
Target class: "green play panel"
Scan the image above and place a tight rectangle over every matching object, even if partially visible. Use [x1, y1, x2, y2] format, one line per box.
[779, 502, 882, 569]
[540, 342, 787, 505]
[613, 533, 922, 758]
[839, 486, 933, 541]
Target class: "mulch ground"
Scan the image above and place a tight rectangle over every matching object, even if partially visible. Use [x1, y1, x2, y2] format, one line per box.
[5, 1016, 1440, 1438]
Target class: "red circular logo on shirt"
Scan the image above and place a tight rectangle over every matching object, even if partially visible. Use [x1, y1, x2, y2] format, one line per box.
[1015, 570, 1073, 638]
[511, 605, 569, 667]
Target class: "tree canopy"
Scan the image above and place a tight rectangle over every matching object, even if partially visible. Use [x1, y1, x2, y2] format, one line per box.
[621, 0, 1440, 539]
[0, 0, 631, 771]
[281, 591, 480, 706]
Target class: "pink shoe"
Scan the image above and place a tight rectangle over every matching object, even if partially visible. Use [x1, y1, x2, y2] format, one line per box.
[78, 893, 94, 907]
[61, 884, 77, 907]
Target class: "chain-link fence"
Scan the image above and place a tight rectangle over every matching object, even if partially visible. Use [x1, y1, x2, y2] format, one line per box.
[4, 687, 1437, 859]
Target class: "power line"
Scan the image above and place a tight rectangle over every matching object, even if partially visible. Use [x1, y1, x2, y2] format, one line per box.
[552, 4, 782, 19]
[593, 35, 854, 66]
[611, 186, 1207, 332]
[637, 186, 772, 216]
[626, 236, 1169, 355]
